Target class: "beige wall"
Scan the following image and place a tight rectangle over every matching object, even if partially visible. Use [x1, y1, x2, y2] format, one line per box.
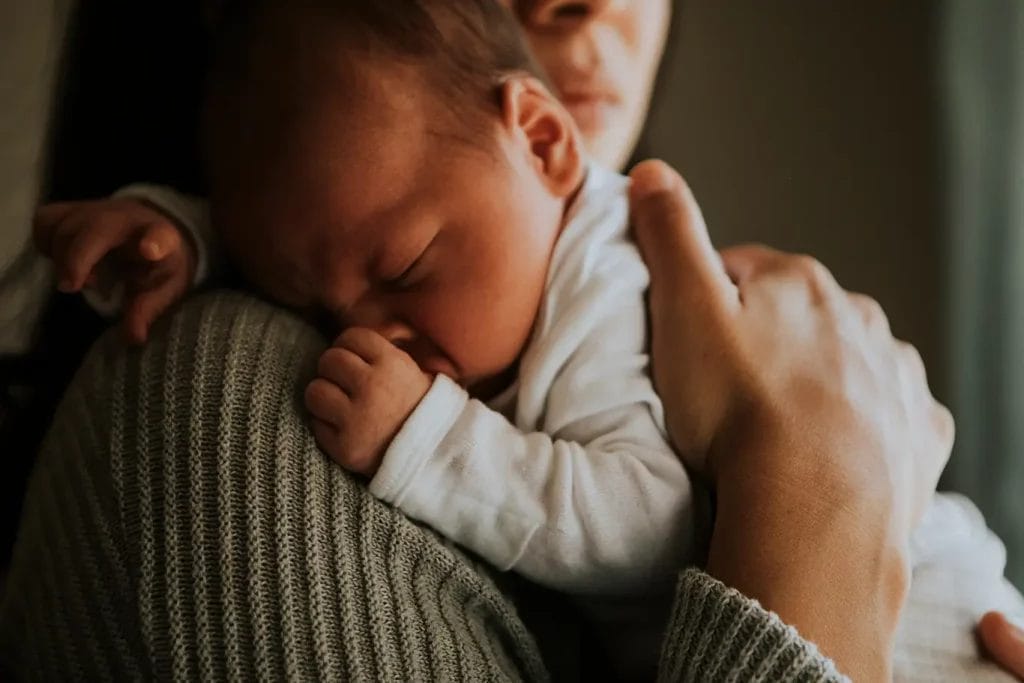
[0, 0, 72, 353]
[645, 2, 946, 397]
[0, 0, 70, 266]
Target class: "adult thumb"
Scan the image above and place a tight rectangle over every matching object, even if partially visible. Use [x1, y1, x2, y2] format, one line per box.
[629, 160, 736, 311]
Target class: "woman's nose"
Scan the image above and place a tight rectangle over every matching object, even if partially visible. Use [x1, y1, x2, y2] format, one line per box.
[520, 0, 611, 29]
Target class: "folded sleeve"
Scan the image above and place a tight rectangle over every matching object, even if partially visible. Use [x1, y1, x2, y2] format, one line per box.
[657, 569, 848, 682]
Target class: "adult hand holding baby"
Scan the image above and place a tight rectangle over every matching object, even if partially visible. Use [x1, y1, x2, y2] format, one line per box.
[629, 159, 950, 680]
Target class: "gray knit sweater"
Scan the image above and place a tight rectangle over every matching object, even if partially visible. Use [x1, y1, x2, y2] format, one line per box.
[0, 292, 844, 682]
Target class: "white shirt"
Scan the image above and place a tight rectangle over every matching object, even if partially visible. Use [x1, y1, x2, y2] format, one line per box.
[369, 165, 697, 597]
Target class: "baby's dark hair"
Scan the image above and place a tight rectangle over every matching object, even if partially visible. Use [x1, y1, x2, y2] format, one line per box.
[204, 0, 546, 176]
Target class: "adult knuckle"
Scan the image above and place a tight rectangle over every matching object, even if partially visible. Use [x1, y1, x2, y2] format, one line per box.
[853, 294, 890, 331]
[933, 402, 955, 447]
[792, 254, 821, 276]
[786, 252, 827, 284]
[801, 255, 835, 288]
[862, 295, 885, 321]
[898, 341, 926, 374]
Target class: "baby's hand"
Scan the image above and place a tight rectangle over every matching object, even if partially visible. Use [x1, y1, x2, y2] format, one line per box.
[34, 198, 196, 344]
[305, 328, 432, 477]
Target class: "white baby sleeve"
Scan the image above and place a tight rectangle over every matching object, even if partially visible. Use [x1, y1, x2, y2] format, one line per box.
[370, 271, 695, 596]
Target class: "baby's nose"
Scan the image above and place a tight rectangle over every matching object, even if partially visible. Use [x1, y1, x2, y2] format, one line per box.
[341, 299, 412, 345]
[370, 321, 415, 348]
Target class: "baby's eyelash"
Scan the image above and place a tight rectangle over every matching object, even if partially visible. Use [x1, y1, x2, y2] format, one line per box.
[392, 258, 420, 285]
[383, 232, 438, 290]
[386, 251, 427, 290]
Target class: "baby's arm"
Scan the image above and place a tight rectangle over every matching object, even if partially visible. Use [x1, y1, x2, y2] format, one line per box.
[310, 248, 697, 596]
[370, 374, 695, 595]
[33, 185, 211, 342]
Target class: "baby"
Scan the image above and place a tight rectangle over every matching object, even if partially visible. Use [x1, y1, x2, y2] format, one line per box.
[34, 0, 1024, 680]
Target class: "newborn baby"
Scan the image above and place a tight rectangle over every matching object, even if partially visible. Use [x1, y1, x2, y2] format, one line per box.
[34, 0, 1024, 679]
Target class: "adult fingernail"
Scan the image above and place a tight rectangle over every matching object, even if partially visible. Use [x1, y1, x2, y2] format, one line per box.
[141, 239, 163, 260]
[630, 161, 676, 201]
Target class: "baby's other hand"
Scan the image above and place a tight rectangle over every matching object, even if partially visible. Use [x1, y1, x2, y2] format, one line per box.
[34, 198, 197, 344]
[305, 328, 432, 477]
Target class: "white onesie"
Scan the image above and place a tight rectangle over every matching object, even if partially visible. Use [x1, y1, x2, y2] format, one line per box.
[120, 165, 1024, 681]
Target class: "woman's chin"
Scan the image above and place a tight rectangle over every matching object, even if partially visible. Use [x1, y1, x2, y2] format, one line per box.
[579, 118, 640, 171]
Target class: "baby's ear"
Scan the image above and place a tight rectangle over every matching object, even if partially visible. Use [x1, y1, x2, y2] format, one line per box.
[499, 76, 585, 199]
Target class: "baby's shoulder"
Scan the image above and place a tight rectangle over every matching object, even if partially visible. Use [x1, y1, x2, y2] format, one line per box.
[548, 165, 648, 302]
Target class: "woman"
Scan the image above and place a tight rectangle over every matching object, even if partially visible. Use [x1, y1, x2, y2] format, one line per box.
[2, 0, 1022, 679]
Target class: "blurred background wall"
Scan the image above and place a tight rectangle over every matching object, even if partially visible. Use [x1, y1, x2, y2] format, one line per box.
[0, 0, 71, 353]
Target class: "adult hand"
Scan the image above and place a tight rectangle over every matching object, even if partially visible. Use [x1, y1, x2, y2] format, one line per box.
[629, 159, 953, 681]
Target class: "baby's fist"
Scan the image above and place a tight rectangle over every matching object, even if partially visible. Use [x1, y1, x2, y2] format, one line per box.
[305, 328, 432, 476]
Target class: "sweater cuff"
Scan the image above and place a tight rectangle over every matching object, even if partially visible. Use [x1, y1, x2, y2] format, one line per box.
[370, 374, 467, 504]
[658, 568, 848, 683]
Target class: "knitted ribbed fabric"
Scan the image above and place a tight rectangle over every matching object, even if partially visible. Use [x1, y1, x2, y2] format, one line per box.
[0, 291, 843, 682]
[659, 571, 846, 683]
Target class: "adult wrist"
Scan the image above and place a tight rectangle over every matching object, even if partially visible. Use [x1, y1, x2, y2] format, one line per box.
[706, 470, 909, 682]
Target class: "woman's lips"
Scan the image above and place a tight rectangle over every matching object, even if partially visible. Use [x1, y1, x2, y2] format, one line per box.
[560, 91, 620, 134]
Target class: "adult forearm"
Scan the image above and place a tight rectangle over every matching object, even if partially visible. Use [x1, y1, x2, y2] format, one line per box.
[706, 476, 907, 682]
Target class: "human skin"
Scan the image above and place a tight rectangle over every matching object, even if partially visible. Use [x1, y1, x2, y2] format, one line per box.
[502, 0, 672, 171]
[627, 159, 951, 679]
[508, 0, 1024, 676]
[200, 3, 590, 474]
[29, 1, 1024, 676]
[979, 612, 1024, 680]
[628, 159, 1024, 681]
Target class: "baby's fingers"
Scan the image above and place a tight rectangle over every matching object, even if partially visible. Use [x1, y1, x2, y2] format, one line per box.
[305, 379, 350, 424]
[136, 222, 184, 262]
[121, 274, 189, 345]
[33, 202, 80, 255]
[311, 418, 340, 454]
[59, 215, 147, 292]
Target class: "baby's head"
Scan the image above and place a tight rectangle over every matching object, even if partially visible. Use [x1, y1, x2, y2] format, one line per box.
[205, 0, 586, 396]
